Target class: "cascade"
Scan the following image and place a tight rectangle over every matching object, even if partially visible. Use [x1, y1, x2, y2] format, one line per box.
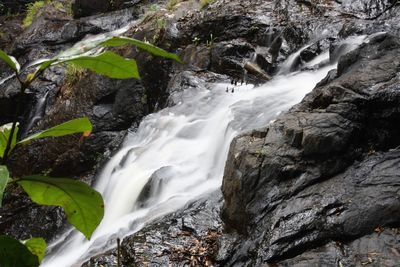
[23, 90, 50, 136]
[42, 36, 366, 266]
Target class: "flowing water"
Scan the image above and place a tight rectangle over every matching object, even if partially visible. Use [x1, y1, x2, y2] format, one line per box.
[23, 90, 50, 136]
[41, 35, 368, 266]
[42, 67, 332, 267]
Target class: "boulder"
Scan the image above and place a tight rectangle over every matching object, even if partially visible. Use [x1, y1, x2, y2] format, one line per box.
[72, 0, 125, 18]
[221, 34, 400, 265]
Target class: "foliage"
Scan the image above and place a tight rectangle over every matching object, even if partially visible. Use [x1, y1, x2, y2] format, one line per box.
[166, 0, 185, 11]
[206, 33, 216, 47]
[0, 50, 20, 72]
[23, 238, 47, 263]
[18, 117, 92, 144]
[0, 31, 180, 266]
[200, 0, 215, 9]
[62, 51, 140, 79]
[0, 235, 40, 267]
[19, 176, 104, 239]
[65, 64, 85, 84]
[0, 166, 9, 206]
[149, 4, 160, 12]
[23, 1, 47, 28]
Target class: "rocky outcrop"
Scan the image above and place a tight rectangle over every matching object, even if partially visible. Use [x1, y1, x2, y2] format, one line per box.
[72, 0, 124, 18]
[221, 34, 400, 266]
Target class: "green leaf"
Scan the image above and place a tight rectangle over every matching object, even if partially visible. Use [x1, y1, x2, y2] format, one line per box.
[18, 176, 104, 239]
[30, 58, 58, 80]
[100, 36, 182, 63]
[0, 49, 20, 73]
[18, 117, 92, 145]
[0, 235, 39, 267]
[59, 51, 140, 79]
[0, 123, 19, 159]
[0, 165, 9, 207]
[23, 238, 46, 263]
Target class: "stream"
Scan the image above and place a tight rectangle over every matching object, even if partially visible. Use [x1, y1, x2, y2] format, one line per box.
[41, 35, 365, 266]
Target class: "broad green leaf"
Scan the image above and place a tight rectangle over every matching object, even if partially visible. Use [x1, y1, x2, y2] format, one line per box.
[18, 176, 104, 239]
[18, 117, 92, 145]
[0, 123, 19, 159]
[0, 165, 9, 207]
[59, 51, 140, 79]
[100, 36, 182, 63]
[23, 238, 46, 263]
[0, 235, 39, 267]
[0, 49, 20, 73]
[36, 59, 57, 72]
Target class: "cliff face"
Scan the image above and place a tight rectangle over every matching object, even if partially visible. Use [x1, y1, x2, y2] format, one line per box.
[0, 0, 400, 266]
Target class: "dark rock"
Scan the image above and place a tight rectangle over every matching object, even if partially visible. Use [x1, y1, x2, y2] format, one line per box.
[0, 186, 65, 241]
[84, 190, 223, 267]
[210, 39, 254, 79]
[340, 0, 397, 19]
[178, 44, 211, 71]
[72, 0, 124, 18]
[0, 0, 35, 15]
[0, 0, 172, 242]
[274, 228, 400, 267]
[221, 34, 400, 265]
[244, 61, 271, 82]
[1, 0, 400, 265]
[136, 166, 173, 208]
[299, 38, 333, 63]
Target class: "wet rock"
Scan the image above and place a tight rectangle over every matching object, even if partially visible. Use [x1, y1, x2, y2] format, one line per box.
[340, 0, 397, 19]
[274, 228, 400, 267]
[83, 190, 223, 267]
[299, 38, 333, 63]
[72, 0, 124, 18]
[244, 61, 271, 82]
[221, 34, 400, 265]
[0, 186, 65, 241]
[0, 0, 171, 242]
[0, 0, 35, 15]
[1, 0, 400, 264]
[178, 44, 211, 71]
[210, 39, 254, 79]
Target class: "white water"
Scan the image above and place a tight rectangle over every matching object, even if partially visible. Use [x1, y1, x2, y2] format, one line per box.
[42, 56, 334, 266]
[24, 90, 50, 136]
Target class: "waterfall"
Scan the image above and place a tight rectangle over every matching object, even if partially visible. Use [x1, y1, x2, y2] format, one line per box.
[23, 90, 50, 136]
[41, 52, 334, 266]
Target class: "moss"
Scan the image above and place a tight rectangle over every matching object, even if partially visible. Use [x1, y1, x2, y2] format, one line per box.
[22, 1, 47, 28]
[166, 0, 185, 11]
[149, 4, 160, 12]
[64, 64, 85, 85]
[199, 0, 215, 9]
[22, 1, 72, 28]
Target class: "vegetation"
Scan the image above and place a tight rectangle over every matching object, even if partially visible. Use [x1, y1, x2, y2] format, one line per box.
[65, 64, 85, 84]
[22, 1, 47, 28]
[166, 0, 185, 11]
[200, 0, 215, 9]
[0, 34, 180, 266]
[22, 0, 72, 28]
